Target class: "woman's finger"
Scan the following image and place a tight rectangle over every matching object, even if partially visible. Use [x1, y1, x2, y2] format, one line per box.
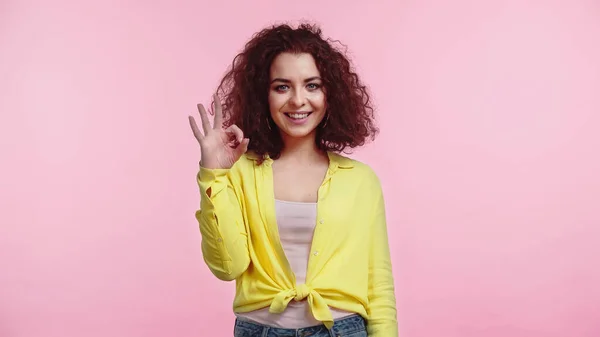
[197, 103, 211, 135]
[213, 94, 224, 129]
[188, 116, 204, 144]
[234, 138, 250, 157]
[226, 124, 244, 143]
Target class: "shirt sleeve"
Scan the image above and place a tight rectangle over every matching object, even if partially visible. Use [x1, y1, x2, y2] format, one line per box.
[366, 178, 399, 336]
[195, 165, 250, 281]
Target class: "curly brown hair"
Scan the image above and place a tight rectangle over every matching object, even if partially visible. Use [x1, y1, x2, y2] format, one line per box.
[215, 23, 378, 161]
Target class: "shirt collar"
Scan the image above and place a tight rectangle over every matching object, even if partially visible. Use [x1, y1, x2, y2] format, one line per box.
[327, 152, 354, 169]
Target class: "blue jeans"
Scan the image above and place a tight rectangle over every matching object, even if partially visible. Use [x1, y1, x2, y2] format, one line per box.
[233, 314, 367, 337]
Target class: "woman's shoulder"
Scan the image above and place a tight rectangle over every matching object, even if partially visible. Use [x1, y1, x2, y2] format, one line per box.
[329, 152, 381, 185]
[228, 152, 259, 174]
[229, 151, 273, 175]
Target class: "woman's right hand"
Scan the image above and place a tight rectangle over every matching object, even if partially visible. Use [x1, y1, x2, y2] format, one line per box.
[188, 94, 250, 169]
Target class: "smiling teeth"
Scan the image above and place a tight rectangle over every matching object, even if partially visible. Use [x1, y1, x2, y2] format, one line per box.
[289, 113, 309, 119]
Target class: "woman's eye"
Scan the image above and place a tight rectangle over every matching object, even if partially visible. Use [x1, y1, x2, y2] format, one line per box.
[275, 85, 289, 91]
[307, 83, 321, 90]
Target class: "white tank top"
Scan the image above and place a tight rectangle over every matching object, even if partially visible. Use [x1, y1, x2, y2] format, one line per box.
[235, 199, 353, 328]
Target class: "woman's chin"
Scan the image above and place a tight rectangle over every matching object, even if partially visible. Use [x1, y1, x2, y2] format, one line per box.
[280, 125, 318, 140]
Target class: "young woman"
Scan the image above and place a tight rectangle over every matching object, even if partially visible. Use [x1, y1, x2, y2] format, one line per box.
[189, 23, 397, 337]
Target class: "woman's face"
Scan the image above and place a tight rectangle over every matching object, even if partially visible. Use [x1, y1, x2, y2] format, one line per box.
[268, 52, 326, 143]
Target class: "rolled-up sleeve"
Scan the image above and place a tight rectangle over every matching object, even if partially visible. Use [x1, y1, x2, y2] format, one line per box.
[366, 179, 398, 336]
[195, 166, 250, 281]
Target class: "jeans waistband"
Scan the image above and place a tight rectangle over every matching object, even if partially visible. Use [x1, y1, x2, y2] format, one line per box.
[234, 314, 366, 337]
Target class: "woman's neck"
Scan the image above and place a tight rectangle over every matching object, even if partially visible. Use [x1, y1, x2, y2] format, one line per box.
[278, 134, 327, 164]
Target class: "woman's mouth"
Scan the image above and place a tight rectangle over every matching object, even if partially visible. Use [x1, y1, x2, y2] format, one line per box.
[284, 112, 312, 124]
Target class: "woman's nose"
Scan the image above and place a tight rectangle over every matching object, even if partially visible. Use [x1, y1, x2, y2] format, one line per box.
[288, 90, 306, 108]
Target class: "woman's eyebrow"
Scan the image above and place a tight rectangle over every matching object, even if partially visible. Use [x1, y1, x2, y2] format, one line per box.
[270, 76, 322, 84]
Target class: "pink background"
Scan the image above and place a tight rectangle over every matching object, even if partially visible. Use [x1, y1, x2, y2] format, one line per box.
[1, 0, 599, 336]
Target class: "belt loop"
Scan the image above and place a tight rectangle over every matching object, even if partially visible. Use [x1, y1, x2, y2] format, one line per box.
[261, 326, 269, 337]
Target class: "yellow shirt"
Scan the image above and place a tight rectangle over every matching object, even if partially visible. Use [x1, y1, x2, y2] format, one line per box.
[195, 152, 398, 336]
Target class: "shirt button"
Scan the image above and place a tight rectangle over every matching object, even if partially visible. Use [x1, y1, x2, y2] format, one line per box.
[319, 219, 324, 224]
[217, 238, 222, 242]
[313, 251, 319, 256]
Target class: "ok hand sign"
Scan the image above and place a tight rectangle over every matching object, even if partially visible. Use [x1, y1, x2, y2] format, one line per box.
[188, 94, 249, 169]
